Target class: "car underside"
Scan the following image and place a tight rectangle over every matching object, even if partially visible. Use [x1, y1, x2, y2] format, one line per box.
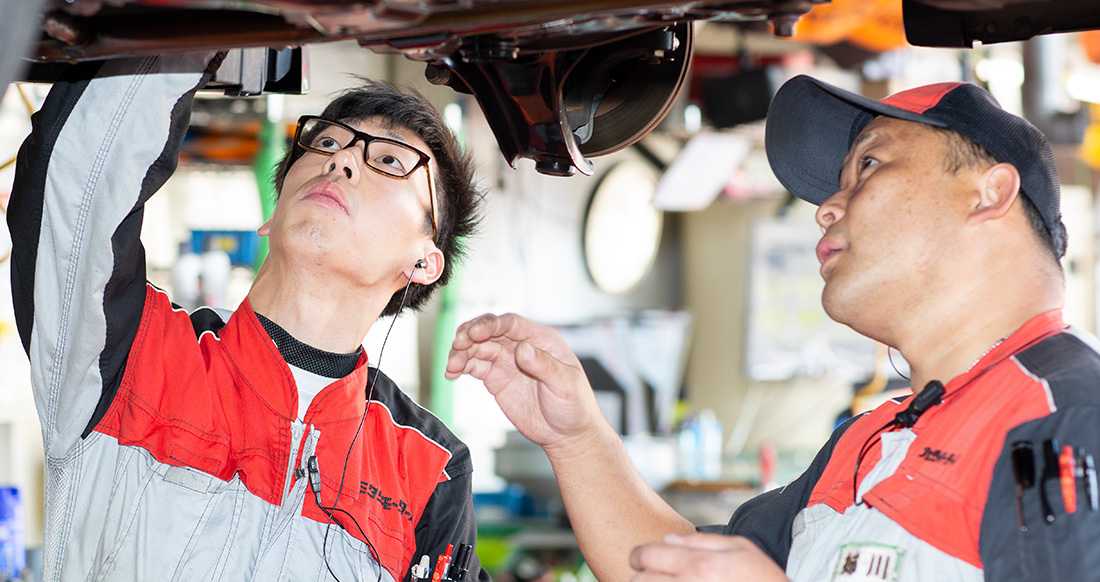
[8, 0, 1100, 175]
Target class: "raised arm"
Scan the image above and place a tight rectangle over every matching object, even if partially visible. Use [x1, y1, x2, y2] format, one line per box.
[7, 53, 222, 458]
[446, 312, 696, 582]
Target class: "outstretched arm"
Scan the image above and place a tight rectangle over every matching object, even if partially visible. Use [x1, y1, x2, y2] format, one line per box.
[447, 313, 695, 582]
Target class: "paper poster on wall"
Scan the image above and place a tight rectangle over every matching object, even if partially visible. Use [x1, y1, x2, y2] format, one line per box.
[652, 132, 750, 211]
[744, 202, 878, 381]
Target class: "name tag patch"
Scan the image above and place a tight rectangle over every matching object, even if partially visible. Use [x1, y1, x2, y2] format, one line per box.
[831, 543, 901, 582]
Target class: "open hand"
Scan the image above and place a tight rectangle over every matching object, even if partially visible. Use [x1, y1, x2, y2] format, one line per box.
[447, 313, 606, 451]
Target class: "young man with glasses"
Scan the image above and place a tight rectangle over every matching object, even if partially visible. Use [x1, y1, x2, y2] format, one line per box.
[8, 52, 485, 582]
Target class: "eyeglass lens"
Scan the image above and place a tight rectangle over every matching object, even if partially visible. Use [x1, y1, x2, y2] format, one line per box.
[299, 118, 423, 178]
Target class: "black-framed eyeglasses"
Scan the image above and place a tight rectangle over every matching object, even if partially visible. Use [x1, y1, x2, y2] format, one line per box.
[293, 115, 436, 241]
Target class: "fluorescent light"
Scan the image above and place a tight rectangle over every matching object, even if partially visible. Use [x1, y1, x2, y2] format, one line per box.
[1067, 72, 1100, 104]
[975, 57, 1024, 87]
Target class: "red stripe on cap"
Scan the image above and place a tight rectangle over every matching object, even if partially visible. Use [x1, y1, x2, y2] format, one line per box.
[882, 82, 966, 114]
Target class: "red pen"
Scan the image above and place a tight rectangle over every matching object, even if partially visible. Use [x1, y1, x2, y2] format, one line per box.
[431, 544, 454, 582]
[1060, 444, 1078, 514]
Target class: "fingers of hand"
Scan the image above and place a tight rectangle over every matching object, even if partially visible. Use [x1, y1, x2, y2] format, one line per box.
[631, 570, 681, 582]
[630, 536, 780, 582]
[513, 340, 547, 378]
[662, 532, 751, 551]
[447, 313, 524, 376]
[513, 341, 597, 416]
[445, 345, 487, 379]
[463, 312, 525, 343]
[450, 313, 503, 350]
[630, 540, 699, 577]
[448, 313, 580, 384]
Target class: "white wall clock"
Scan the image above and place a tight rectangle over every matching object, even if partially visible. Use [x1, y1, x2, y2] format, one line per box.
[582, 158, 663, 295]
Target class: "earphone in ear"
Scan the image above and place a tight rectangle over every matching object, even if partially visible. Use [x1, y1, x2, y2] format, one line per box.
[414, 259, 427, 269]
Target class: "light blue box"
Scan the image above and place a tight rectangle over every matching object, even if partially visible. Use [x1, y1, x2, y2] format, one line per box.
[0, 487, 25, 579]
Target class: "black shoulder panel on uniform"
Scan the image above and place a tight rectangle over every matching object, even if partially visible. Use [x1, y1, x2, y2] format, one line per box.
[1015, 331, 1100, 407]
[366, 367, 472, 476]
[189, 307, 228, 339]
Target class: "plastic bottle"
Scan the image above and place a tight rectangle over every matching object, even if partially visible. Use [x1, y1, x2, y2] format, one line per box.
[696, 409, 723, 480]
[0, 487, 25, 580]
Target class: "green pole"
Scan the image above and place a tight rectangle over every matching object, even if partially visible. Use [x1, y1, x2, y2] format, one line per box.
[429, 104, 469, 425]
[430, 266, 462, 426]
[252, 113, 282, 268]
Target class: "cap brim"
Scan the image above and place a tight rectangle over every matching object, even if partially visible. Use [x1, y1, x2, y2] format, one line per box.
[764, 75, 946, 205]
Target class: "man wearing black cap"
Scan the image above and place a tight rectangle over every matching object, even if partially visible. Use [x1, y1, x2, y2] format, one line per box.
[446, 74, 1100, 582]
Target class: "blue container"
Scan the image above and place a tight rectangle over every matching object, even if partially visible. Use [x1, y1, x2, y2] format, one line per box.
[0, 487, 25, 579]
[189, 230, 261, 268]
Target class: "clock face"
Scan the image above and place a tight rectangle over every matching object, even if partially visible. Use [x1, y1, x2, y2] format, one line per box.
[583, 158, 663, 295]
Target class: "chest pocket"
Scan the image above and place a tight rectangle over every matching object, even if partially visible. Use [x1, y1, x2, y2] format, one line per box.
[93, 447, 255, 581]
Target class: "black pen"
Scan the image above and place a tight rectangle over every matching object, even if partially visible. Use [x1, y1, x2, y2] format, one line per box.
[1084, 451, 1098, 511]
[1011, 441, 1036, 531]
[442, 544, 466, 582]
[1040, 439, 1059, 523]
[453, 543, 473, 582]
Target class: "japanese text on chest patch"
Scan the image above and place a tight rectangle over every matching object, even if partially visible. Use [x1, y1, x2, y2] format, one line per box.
[831, 543, 901, 582]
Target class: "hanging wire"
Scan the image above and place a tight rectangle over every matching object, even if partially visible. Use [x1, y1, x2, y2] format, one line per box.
[319, 274, 417, 582]
[0, 84, 39, 171]
[887, 345, 910, 381]
[850, 342, 890, 417]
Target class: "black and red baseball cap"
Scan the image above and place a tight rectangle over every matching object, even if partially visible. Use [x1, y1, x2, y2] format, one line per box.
[764, 74, 1066, 257]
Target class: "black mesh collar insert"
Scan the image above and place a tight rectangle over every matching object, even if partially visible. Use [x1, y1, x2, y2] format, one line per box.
[256, 313, 362, 379]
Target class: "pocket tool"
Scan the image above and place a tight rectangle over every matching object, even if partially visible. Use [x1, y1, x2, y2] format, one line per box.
[1011, 441, 1036, 531]
[1040, 439, 1060, 523]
